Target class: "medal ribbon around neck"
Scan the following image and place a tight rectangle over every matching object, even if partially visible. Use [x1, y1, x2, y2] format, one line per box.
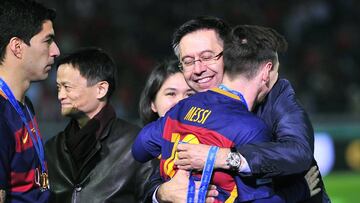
[218, 84, 249, 110]
[0, 78, 46, 174]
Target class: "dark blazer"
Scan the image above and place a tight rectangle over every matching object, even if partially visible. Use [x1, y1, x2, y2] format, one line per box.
[240, 78, 314, 176]
[241, 78, 329, 203]
[45, 118, 155, 203]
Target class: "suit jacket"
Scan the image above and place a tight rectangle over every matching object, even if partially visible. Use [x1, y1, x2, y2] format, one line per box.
[241, 78, 313, 176]
[45, 117, 155, 203]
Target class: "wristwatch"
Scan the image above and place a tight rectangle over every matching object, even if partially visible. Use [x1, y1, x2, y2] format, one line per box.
[226, 147, 242, 172]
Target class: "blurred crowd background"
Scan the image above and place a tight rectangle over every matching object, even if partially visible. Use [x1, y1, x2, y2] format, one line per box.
[33, 0, 360, 121]
[31, 0, 359, 201]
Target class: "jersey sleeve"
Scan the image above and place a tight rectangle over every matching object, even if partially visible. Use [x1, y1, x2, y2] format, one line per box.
[236, 126, 271, 147]
[131, 118, 164, 163]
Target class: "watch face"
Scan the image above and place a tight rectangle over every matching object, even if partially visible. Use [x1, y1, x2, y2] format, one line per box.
[227, 152, 241, 168]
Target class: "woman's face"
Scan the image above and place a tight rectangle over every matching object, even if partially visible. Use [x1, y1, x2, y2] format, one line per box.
[151, 72, 195, 117]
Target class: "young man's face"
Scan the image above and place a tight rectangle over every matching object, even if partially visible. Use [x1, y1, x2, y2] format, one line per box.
[56, 64, 101, 119]
[178, 29, 224, 92]
[23, 20, 60, 81]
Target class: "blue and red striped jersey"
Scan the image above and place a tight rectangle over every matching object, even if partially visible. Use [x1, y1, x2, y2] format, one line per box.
[0, 92, 49, 203]
[132, 87, 277, 202]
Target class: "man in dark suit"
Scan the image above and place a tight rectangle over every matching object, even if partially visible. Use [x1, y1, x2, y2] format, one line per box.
[145, 16, 330, 203]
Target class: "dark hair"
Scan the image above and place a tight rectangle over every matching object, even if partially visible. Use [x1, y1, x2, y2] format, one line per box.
[0, 0, 56, 63]
[56, 47, 117, 100]
[223, 25, 288, 79]
[172, 16, 230, 57]
[139, 60, 181, 125]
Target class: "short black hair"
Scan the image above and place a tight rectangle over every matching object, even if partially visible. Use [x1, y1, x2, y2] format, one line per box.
[56, 47, 117, 100]
[139, 60, 181, 125]
[224, 25, 288, 79]
[172, 16, 230, 57]
[0, 0, 56, 64]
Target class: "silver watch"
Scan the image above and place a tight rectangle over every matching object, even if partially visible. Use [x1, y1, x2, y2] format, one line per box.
[226, 150, 242, 171]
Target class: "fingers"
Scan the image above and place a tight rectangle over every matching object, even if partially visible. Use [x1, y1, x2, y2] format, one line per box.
[308, 168, 320, 190]
[309, 178, 320, 190]
[305, 166, 322, 197]
[305, 165, 322, 198]
[175, 156, 192, 170]
[309, 165, 317, 173]
[305, 166, 320, 185]
[194, 183, 218, 193]
[310, 187, 321, 197]
[310, 170, 320, 182]
[208, 184, 217, 190]
[177, 143, 188, 151]
[176, 165, 193, 171]
[305, 166, 317, 179]
[175, 158, 189, 166]
[196, 183, 218, 203]
[205, 197, 215, 203]
[177, 151, 188, 159]
[206, 187, 218, 197]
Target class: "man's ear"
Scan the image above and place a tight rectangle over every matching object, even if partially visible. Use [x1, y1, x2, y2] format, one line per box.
[8, 37, 25, 58]
[261, 61, 273, 84]
[96, 81, 109, 100]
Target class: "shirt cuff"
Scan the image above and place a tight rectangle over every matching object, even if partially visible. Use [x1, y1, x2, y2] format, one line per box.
[152, 185, 160, 203]
[239, 153, 251, 173]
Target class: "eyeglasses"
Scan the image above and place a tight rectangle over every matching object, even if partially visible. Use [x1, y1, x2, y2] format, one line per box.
[178, 51, 223, 72]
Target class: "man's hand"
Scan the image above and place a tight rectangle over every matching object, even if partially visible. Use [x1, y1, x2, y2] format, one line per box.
[156, 169, 218, 203]
[304, 166, 321, 197]
[175, 143, 230, 171]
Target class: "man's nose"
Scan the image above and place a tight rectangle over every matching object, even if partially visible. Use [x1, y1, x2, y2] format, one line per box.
[193, 60, 206, 74]
[57, 88, 65, 100]
[50, 42, 60, 58]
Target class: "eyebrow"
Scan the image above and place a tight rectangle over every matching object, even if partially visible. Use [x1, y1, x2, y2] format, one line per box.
[163, 87, 177, 91]
[57, 81, 71, 86]
[45, 33, 55, 41]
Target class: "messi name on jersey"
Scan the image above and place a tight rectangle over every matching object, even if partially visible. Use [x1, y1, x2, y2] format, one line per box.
[183, 106, 212, 124]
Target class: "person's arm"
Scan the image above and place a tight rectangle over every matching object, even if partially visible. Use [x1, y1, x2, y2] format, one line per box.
[238, 79, 313, 177]
[175, 119, 272, 172]
[132, 120, 164, 163]
[0, 190, 5, 203]
[135, 159, 159, 203]
[171, 79, 314, 177]
[142, 161, 163, 203]
[156, 170, 192, 203]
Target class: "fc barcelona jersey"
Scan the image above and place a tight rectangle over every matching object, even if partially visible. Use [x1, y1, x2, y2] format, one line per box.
[132, 87, 274, 202]
[0, 92, 49, 203]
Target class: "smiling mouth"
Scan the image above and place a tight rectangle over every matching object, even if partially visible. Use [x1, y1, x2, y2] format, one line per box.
[195, 76, 213, 84]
